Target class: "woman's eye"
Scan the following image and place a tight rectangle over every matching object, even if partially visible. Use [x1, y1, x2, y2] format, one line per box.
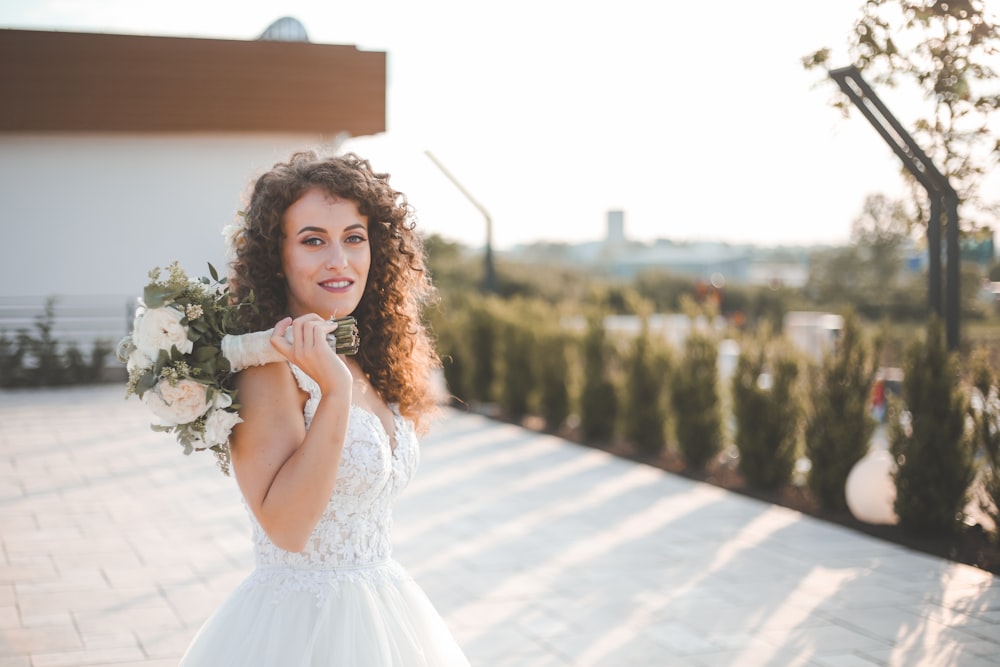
[302, 237, 324, 246]
[346, 234, 368, 244]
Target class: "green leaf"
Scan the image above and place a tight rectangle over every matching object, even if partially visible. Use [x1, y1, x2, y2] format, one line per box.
[136, 371, 157, 395]
[208, 262, 220, 282]
[144, 284, 177, 309]
[193, 345, 219, 363]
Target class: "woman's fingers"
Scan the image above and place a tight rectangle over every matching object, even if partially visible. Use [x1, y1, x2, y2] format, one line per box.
[272, 314, 337, 359]
[270, 317, 294, 354]
[292, 316, 336, 349]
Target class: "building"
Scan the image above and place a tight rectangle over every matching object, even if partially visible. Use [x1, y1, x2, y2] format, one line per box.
[0, 22, 386, 300]
[510, 209, 814, 286]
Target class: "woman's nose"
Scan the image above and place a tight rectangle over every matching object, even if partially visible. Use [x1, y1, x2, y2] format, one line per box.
[326, 243, 349, 269]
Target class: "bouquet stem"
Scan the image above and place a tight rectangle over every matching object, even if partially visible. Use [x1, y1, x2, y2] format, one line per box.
[222, 316, 360, 372]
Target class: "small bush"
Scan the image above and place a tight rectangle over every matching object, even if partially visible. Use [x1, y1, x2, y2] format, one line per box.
[622, 323, 669, 458]
[731, 337, 802, 492]
[579, 315, 618, 443]
[498, 310, 535, 421]
[0, 298, 113, 388]
[536, 327, 572, 432]
[670, 332, 723, 471]
[428, 304, 468, 404]
[466, 299, 499, 404]
[967, 347, 1000, 541]
[890, 318, 975, 536]
[805, 309, 879, 512]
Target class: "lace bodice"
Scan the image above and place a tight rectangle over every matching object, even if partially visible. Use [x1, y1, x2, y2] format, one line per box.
[246, 364, 419, 575]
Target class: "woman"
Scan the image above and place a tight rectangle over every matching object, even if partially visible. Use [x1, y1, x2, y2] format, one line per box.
[180, 151, 470, 665]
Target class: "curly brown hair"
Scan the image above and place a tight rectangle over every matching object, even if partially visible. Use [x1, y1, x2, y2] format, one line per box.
[228, 150, 440, 430]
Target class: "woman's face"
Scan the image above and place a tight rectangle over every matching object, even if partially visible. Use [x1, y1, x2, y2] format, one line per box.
[280, 187, 371, 320]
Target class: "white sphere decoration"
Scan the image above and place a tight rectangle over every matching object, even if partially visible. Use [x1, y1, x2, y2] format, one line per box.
[845, 450, 899, 525]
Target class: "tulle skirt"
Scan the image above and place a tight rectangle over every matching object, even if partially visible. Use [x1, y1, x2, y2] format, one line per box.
[180, 560, 469, 666]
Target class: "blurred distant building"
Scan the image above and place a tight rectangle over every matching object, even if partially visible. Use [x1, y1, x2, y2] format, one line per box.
[509, 208, 815, 287]
[606, 209, 626, 246]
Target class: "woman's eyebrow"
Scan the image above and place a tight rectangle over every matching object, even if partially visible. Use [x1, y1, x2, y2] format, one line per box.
[295, 225, 327, 235]
[295, 223, 367, 235]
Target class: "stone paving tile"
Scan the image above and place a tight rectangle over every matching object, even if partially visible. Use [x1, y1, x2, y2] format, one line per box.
[1, 385, 998, 666]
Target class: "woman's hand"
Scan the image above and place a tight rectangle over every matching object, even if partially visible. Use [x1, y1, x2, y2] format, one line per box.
[270, 314, 352, 395]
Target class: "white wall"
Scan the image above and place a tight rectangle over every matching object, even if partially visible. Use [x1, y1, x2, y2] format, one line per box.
[0, 133, 331, 298]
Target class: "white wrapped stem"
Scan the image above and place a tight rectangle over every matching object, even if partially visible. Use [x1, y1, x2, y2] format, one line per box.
[221, 330, 283, 372]
[221, 320, 357, 372]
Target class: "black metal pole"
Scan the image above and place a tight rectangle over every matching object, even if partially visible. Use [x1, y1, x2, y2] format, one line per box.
[424, 150, 498, 294]
[928, 195, 943, 318]
[945, 192, 961, 348]
[828, 66, 960, 349]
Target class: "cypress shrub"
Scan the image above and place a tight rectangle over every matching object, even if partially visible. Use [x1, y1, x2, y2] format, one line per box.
[804, 309, 879, 512]
[63, 340, 112, 385]
[433, 314, 468, 405]
[536, 327, 571, 432]
[466, 300, 498, 404]
[731, 339, 802, 491]
[967, 348, 1000, 540]
[0, 299, 113, 388]
[579, 315, 618, 443]
[622, 323, 669, 459]
[670, 332, 723, 471]
[890, 318, 975, 536]
[498, 309, 535, 421]
[0, 330, 27, 387]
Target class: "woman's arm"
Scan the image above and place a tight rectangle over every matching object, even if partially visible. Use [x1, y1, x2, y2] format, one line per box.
[229, 315, 353, 552]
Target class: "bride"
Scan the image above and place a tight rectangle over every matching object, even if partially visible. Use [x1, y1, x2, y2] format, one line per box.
[180, 150, 470, 665]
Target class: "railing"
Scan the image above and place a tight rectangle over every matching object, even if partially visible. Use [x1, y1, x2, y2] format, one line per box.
[0, 294, 135, 375]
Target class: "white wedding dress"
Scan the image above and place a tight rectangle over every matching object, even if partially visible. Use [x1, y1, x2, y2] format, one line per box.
[180, 365, 470, 666]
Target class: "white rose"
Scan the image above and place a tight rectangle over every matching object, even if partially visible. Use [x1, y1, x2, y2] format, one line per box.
[212, 391, 233, 410]
[126, 346, 152, 373]
[200, 407, 243, 448]
[133, 306, 193, 358]
[143, 379, 209, 426]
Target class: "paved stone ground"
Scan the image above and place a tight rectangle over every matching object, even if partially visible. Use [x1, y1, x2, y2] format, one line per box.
[0, 385, 998, 667]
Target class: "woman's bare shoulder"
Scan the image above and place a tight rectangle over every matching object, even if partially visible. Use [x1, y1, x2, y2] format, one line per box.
[232, 362, 305, 433]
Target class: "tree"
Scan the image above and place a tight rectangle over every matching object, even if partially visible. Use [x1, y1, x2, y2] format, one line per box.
[579, 315, 618, 443]
[806, 194, 927, 320]
[850, 194, 914, 288]
[805, 309, 880, 512]
[498, 309, 534, 421]
[731, 338, 803, 492]
[890, 318, 975, 536]
[536, 327, 572, 432]
[804, 1, 1000, 232]
[622, 322, 669, 459]
[670, 332, 723, 472]
[968, 347, 1000, 541]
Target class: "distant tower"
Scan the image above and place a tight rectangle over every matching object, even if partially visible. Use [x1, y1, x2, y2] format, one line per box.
[606, 209, 625, 245]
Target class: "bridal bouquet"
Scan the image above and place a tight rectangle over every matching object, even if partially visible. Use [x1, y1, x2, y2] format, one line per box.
[118, 262, 359, 473]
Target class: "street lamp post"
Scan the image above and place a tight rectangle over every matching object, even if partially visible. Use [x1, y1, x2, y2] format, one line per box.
[829, 66, 960, 350]
[424, 150, 497, 294]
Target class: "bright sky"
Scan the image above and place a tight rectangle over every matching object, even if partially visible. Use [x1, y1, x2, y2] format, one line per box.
[4, 0, 995, 250]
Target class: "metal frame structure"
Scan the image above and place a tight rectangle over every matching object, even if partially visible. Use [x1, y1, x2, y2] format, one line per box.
[829, 65, 960, 350]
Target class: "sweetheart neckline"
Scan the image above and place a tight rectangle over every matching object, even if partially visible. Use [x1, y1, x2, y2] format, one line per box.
[349, 403, 400, 455]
